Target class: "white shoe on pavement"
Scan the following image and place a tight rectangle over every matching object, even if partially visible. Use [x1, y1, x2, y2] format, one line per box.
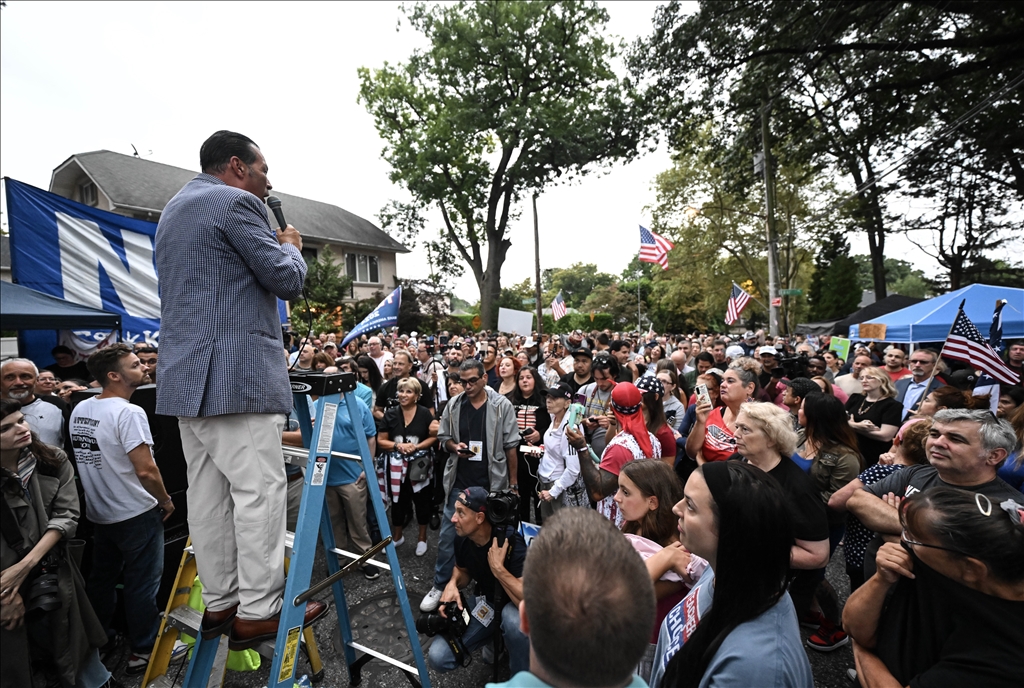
[392, 535, 405, 547]
[415, 541, 428, 557]
[419, 586, 443, 612]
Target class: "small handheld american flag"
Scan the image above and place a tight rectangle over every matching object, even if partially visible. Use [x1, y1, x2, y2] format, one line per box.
[943, 304, 1018, 385]
[725, 282, 751, 325]
[639, 225, 674, 269]
[551, 291, 568, 321]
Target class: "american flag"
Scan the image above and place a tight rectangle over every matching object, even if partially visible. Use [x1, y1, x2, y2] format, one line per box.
[944, 306, 1018, 385]
[725, 282, 751, 325]
[639, 225, 674, 268]
[989, 299, 1007, 354]
[551, 290, 568, 321]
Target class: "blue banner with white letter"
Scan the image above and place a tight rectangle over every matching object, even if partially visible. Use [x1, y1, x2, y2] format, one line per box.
[341, 286, 402, 347]
[5, 178, 161, 345]
[4, 178, 290, 356]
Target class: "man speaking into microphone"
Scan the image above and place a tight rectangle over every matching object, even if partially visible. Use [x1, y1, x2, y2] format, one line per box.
[155, 131, 324, 649]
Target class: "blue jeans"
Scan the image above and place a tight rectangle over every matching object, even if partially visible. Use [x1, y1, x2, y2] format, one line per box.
[427, 600, 529, 674]
[432, 489, 460, 589]
[87, 508, 164, 653]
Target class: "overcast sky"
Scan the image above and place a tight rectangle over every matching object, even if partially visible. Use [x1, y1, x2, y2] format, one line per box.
[1, 0, 943, 302]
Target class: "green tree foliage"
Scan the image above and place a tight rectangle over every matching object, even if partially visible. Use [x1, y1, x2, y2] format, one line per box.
[632, 1, 1024, 299]
[290, 247, 353, 334]
[359, 0, 646, 329]
[808, 230, 862, 320]
[852, 256, 933, 298]
[542, 263, 615, 309]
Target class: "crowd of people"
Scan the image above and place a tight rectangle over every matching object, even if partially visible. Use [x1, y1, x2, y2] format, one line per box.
[3, 127, 1023, 688]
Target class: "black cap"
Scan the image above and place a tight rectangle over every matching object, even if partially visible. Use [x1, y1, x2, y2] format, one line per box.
[782, 377, 820, 399]
[571, 347, 593, 360]
[546, 382, 573, 400]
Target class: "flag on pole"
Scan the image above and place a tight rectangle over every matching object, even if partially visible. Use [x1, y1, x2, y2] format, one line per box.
[639, 226, 674, 268]
[990, 299, 1007, 355]
[341, 286, 402, 347]
[725, 282, 751, 325]
[551, 291, 568, 321]
[944, 306, 1017, 385]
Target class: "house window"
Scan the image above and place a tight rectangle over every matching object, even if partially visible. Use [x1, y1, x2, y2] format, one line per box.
[301, 247, 318, 263]
[80, 181, 97, 206]
[345, 253, 379, 283]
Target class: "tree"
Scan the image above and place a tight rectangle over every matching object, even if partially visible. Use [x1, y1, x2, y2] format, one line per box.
[542, 263, 616, 309]
[290, 247, 353, 334]
[359, 1, 647, 329]
[632, 1, 1024, 298]
[808, 229, 862, 320]
[852, 256, 933, 298]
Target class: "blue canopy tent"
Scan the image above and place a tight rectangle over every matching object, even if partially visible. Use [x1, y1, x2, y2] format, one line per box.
[849, 283, 1024, 344]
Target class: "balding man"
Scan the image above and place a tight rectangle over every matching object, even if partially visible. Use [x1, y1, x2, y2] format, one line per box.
[1, 358, 68, 449]
[834, 354, 874, 397]
[367, 336, 393, 377]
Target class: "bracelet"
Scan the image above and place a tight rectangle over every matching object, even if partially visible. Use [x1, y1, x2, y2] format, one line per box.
[159, 498, 173, 507]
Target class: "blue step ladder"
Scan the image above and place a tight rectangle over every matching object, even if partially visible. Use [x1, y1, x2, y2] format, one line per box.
[176, 371, 431, 688]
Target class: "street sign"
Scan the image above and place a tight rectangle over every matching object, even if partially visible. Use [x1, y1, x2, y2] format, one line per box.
[522, 298, 536, 305]
[779, 288, 803, 296]
[771, 297, 782, 307]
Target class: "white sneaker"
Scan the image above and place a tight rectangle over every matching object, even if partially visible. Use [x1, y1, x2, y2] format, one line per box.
[419, 586, 443, 613]
[393, 535, 405, 547]
[170, 639, 188, 662]
[415, 541, 428, 557]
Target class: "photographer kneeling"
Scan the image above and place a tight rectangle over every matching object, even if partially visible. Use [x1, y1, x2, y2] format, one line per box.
[424, 486, 528, 674]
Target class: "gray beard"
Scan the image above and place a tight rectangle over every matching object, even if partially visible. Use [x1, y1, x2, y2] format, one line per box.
[7, 389, 32, 401]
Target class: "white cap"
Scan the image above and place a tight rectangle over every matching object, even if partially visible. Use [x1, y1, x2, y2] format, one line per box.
[758, 346, 779, 356]
[725, 345, 745, 359]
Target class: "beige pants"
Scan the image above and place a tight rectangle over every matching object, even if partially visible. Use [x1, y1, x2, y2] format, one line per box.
[178, 413, 287, 621]
[325, 479, 372, 555]
[286, 471, 305, 532]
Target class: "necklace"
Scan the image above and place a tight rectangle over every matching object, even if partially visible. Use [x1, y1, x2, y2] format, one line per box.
[857, 397, 878, 416]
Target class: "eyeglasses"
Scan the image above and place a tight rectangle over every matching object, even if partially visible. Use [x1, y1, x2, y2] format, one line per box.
[899, 529, 966, 557]
[459, 376, 482, 385]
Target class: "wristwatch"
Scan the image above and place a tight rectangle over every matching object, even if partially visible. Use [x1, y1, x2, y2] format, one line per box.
[509, 484, 519, 492]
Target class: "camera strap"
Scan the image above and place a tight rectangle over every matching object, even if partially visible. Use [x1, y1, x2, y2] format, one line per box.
[0, 489, 31, 560]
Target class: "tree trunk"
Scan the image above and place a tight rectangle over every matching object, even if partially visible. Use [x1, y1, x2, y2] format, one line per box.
[847, 155, 888, 299]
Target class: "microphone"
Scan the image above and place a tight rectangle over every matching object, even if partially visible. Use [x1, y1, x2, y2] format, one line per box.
[267, 196, 287, 231]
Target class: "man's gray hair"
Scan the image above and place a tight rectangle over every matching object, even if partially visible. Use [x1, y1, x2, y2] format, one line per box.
[933, 409, 1016, 455]
[0, 358, 39, 376]
[460, 359, 485, 377]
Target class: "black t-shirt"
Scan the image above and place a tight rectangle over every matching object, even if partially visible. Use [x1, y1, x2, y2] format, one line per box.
[560, 372, 593, 396]
[757, 454, 829, 542]
[876, 554, 1024, 688]
[454, 396, 489, 491]
[845, 394, 904, 465]
[375, 377, 433, 413]
[454, 527, 528, 605]
[381, 405, 434, 446]
[866, 464, 1020, 503]
[45, 360, 93, 383]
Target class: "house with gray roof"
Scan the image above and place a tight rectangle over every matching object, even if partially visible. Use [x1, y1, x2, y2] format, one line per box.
[49, 150, 408, 300]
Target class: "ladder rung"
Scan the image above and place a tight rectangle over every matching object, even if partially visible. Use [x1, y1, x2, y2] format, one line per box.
[281, 445, 363, 464]
[146, 675, 176, 688]
[349, 641, 420, 675]
[285, 531, 391, 572]
[165, 604, 202, 636]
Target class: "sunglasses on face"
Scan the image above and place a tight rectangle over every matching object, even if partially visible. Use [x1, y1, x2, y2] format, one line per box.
[459, 376, 482, 385]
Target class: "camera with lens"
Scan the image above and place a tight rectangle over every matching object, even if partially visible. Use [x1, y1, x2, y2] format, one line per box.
[25, 553, 62, 615]
[486, 490, 520, 530]
[776, 353, 809, 379]
[416, 596, 470, 639]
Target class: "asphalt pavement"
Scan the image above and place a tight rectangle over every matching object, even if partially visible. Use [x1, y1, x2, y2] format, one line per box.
[109, 522, 857, 688]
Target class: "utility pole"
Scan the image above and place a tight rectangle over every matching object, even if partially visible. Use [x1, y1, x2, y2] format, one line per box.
[533, 193, 543, 337]
[636, 269, 643, 333]
[760, 101, 781, 338]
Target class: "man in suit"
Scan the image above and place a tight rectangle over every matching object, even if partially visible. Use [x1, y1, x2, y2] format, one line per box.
[155, 131, 324, 650]
[895, 348, 944, 420]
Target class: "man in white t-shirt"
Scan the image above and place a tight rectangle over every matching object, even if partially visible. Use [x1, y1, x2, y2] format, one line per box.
[367, 336, 393, 377]
[1, 358, 68, 450]
[71, 344, 175, 674]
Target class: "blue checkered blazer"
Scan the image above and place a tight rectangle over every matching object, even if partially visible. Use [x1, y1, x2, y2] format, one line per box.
[154, 174, 307, 417]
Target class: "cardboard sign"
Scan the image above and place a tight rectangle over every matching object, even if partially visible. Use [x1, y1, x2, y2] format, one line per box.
[859, 323, 887, 340]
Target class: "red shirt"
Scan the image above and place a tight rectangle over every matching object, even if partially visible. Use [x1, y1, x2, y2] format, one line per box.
[701, 407, 736, 463]
[885, 367, 911, 383]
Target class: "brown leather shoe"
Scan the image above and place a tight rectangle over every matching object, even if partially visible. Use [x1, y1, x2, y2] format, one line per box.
[201, 604, 238, 640]
[228, 600, 328, 651]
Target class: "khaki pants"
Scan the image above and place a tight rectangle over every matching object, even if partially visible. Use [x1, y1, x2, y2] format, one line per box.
[178, 413, 286, 621]
[325, 479, 372, 554]
[285, 470, 305, 532]
[537, 479, 566, 522]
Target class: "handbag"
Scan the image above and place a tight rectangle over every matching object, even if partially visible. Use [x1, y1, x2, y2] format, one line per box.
[407, 449, 432, 483]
